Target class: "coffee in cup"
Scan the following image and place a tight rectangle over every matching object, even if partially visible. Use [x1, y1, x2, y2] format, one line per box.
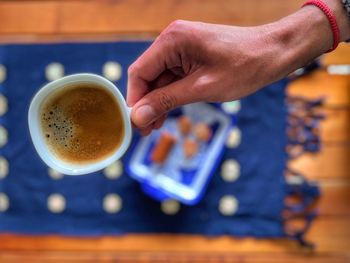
[40, 83, 125, 164]
[28, 74, 132, 175]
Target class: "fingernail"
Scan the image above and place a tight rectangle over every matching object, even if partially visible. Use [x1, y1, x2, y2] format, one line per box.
[135, 105, 157, 127]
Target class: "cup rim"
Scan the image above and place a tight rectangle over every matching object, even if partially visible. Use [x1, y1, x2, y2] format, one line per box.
[28, 73, 132, 175]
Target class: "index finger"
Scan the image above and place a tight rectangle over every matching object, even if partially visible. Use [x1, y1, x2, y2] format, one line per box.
[127, 38, 170, 106]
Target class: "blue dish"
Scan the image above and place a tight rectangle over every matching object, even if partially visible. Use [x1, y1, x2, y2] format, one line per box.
[127, 103, 234, 205]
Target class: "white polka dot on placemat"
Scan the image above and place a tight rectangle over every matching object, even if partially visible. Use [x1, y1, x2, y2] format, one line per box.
[47, 194, 66, 213]
[48, 168, 64, 180]
[103, 194, 122, 214]
[226, 127, 241, 149]
[286, 175, 304, 186]
[161, 199, 180, 215]
[0, 193, 9, 212]
[221, 100, 241, 114]
[0, 157, 9, 179]
[221, 159, 240, 182]
[0, 64, 6, 84]
[103, 62, 122, 81]
[45, 62, 64, 81]
[0, 94, 8, 116]
[104, 160, 123, 179]
[219, 195, 239, 216]
[0, 126, 8, 148]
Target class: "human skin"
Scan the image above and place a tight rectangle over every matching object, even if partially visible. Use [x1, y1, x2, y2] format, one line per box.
[127, 0, 350, 135]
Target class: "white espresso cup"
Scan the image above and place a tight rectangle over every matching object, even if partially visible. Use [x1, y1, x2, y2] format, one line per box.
[28, 73, 132, 176]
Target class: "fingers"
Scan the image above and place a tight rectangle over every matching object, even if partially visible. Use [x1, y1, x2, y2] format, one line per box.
[151, 70, 178, 90]
[129, 69, 178, 133]
[127, 20, 202, 131]
[139, 125, 154, 136]
[126, 70, 149, 108]
[138, 114, 167, 136]
[153, 114, 167, 129]
[131, 74, 199, 128]
[127, 38, 175, 107]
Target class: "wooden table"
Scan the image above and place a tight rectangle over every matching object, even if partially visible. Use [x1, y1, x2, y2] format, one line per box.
[0, 1, 349, 262]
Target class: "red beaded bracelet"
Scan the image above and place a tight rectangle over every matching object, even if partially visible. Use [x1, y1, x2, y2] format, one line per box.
[302, 0, 340, 52]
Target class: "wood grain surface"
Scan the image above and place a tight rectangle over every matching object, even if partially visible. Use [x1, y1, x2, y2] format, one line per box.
[0, 0, 349, 262]
[0, 0, 304, 35]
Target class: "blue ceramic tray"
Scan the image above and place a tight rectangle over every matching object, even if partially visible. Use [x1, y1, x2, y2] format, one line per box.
[127, 103, 234, 205]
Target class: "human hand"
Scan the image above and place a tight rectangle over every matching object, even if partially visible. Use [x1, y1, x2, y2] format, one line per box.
[127, 4, 349, 135]
[127, 20, 280, 135]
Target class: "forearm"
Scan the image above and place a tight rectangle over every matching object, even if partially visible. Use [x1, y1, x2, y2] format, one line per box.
[263, 0, 350, 80]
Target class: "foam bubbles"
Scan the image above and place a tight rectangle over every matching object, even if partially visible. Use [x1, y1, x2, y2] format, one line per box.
[41, 104, 75, 151]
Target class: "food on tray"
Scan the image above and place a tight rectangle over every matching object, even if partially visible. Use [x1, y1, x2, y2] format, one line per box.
[193, 122, 212, 142]
[183, 138, 199, 159]
[177, 115, 192, 136]
[150, 132, 176, 164]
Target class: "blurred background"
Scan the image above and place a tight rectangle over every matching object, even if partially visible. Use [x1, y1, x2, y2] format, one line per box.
[0, 0, 349, 262]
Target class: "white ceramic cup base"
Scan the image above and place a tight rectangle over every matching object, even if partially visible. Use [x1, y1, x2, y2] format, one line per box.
[28, 73, 132, 175]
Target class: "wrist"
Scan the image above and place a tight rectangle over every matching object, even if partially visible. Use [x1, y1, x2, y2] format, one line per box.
[261, 6, 334, 79]
[322, 0, 350, 41]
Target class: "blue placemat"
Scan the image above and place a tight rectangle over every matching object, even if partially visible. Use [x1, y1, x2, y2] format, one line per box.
[0, 42, 320, 244]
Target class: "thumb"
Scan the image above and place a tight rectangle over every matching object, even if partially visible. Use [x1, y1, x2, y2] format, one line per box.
[131, 77, 197, 128]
